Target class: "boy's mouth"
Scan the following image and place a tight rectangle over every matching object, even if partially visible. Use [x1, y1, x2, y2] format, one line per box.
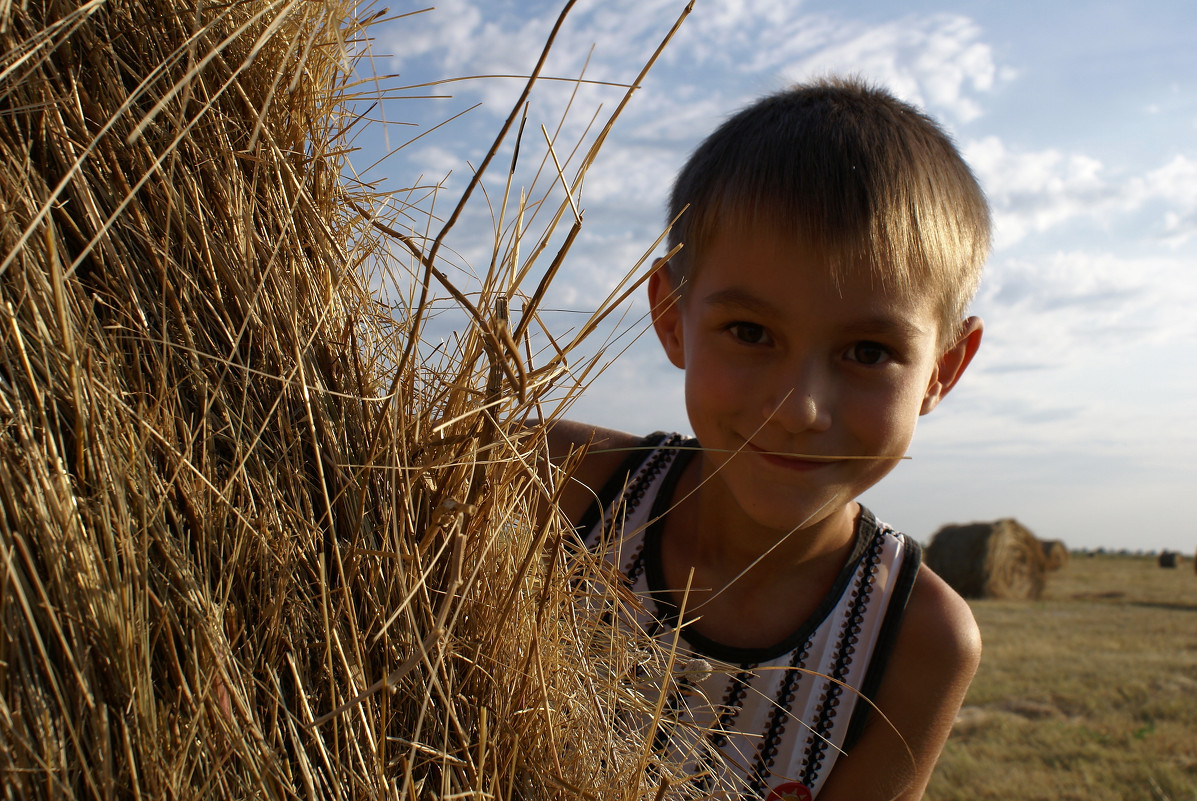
[744, 441, 838, 471]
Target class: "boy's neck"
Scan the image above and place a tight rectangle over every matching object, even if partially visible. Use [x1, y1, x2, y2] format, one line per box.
[682, 450, 859, 570]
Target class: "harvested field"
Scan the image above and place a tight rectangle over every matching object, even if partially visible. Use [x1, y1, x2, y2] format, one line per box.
[928, 552, 1197, 801]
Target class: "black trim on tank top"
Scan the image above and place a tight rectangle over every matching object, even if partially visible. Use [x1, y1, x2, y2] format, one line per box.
[840, 536, 923, 752]
[574, 431, 674, 546]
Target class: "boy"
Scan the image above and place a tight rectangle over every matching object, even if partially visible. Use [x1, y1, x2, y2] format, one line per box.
[549, 77, 987, 800]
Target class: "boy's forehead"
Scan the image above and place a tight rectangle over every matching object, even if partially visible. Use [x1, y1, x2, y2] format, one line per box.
[695, 219, 905, 293]
[690, 219, 949, 333]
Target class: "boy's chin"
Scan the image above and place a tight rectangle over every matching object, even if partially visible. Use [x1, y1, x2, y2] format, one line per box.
[730, 486, 860, 541]
[767, 505, 854, 537]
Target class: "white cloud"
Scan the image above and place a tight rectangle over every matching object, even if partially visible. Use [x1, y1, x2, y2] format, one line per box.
[388, 0, 485, 71]
[1161, 210, 1197, 247]
[966, 137, 1197, 249]
[769, 13, 1012, 123]
[974, 249, 1197, 378]
[385, 4, 1011, 126]
[965, 136, 1110, 247]
[1139, 155, 1197, 246]
[386, 0, 693, 117]
[580, 143, 677, 207]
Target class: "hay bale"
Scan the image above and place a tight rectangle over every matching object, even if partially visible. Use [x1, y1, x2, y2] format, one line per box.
[925, 519, 1048, 600]
[1040, 538, 1070, 571]
[0, 1, 709, 798]
[1159, 550, 1179, 569]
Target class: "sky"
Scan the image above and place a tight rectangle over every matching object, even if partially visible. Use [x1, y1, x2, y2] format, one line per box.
[350, 0, 1197, 553]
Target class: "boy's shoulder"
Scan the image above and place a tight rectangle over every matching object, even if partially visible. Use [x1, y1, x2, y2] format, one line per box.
[883, 564, 981, 773]
[904, 563, 982, 668]
[887, 560, 980, 707]
[545, 420, 648, 525]
[817, 561, 980, 799]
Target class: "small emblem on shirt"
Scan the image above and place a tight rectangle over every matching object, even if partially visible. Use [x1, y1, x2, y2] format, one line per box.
[766, 781, 813, 801]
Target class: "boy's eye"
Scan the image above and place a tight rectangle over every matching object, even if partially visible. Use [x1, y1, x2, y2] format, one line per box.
[728, 322, 770, 345]
[846, 341, 891, 365]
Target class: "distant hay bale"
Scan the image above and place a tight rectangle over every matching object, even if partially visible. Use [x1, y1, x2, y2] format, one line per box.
[925, 519, 1048, 600]
[1040, 539, 1070, 571]
[1158, 550, 1179, 569]
[0, 1, 711, 798]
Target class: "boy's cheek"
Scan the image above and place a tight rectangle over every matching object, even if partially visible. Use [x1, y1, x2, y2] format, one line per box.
[686, 354, 757, 394]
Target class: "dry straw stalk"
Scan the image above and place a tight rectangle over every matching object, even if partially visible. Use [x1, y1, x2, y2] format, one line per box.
[0, 1, 720, 798]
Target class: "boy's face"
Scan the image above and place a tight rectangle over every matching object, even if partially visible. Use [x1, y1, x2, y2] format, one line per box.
[648, 221, 981, 535]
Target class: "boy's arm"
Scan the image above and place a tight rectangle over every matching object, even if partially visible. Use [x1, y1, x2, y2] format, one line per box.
[538, 420, 643, 526]
[815, 566, 981, 801]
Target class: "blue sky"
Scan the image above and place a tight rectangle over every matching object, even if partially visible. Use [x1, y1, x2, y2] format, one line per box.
[353, 0, 1196, 553]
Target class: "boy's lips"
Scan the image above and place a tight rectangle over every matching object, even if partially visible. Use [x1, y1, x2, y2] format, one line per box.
[744, 441, 838, 471]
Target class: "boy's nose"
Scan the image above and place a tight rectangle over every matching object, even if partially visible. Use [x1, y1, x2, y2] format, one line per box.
[763, 366, 832, 434]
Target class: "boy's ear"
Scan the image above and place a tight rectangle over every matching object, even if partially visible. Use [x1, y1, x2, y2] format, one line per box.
[921, 317, 983, 415]
[647, 258, 686, 369]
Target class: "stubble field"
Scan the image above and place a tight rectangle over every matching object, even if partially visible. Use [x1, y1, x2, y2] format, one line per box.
[926, 552, 1197, 801]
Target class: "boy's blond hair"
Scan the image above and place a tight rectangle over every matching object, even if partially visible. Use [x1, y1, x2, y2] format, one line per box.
[666, 76, 990, 344]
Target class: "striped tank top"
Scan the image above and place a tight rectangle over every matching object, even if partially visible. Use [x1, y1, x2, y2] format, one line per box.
[577, 432, 922, 800]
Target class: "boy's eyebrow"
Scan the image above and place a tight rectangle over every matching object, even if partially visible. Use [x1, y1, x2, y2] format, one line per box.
[701, 287, 781, 316]
[845, 314, 932, 340]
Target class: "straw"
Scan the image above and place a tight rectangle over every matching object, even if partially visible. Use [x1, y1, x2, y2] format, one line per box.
[0, 1, 737, 798]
